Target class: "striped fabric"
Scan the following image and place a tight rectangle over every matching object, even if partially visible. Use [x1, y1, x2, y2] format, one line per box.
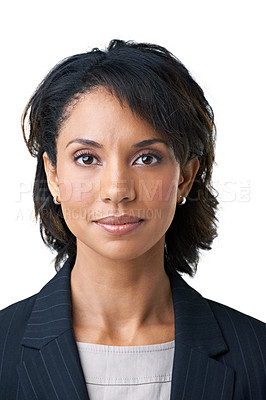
[0, 257, 265, 399]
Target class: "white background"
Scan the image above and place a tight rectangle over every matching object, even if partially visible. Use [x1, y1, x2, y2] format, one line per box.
[0, 0, 265, 321]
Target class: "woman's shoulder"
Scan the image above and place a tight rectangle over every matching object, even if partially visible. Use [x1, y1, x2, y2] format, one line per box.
[172, 273, 266, 374]
[0, 259, 72, 332]
[206, 297, 266, 333]
[206, 298, 266, 377]
[173, 272, 266, 333]
[176, 278, 266, 396]
[0, 294, 37, 338]
[0, 294, 38, 380]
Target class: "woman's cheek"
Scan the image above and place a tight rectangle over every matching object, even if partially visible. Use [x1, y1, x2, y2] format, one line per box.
[58, 178, 97, 204]
[162, 176, 179, 204]
[142, 176, 178, 205]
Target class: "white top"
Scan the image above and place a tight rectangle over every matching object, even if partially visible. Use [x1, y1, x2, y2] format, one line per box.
[76, 340, 175, 400]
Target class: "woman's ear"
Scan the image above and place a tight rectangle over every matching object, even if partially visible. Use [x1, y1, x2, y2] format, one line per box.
[43, 152, 60, 200]
[177, 156, 200, 203]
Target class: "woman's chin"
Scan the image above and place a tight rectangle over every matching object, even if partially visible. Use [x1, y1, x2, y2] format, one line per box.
[77, 238, 153, 264]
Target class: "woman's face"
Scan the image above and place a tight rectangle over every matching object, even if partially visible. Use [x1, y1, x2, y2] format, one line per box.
[44, 87, 191, 263]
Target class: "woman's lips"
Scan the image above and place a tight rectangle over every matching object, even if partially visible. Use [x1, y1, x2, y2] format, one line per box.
[92, 215, 144, 235]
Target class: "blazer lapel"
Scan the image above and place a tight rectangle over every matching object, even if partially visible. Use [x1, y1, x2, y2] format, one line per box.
[17, 258, 89, 400]
[169, 274, 235, 400]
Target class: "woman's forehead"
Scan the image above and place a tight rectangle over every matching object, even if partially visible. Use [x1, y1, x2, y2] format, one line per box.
[58, 87, 168, 147]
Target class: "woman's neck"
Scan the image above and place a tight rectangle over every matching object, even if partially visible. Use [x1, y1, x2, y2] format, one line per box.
[70, 240, 174, 345]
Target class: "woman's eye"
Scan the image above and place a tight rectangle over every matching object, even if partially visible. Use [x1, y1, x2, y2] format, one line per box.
[135, 153, 162, 165]
[73, 151, 162, 166]
[74, 153, 98, 165]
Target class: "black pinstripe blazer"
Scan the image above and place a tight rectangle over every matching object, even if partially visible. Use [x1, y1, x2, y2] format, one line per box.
[0, 258, 265, 399]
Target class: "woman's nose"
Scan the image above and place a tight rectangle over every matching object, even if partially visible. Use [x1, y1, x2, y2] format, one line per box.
[99, 165, 136, 204]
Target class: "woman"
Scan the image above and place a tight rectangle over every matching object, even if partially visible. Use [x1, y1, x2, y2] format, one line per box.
[0, 39, 265, 399]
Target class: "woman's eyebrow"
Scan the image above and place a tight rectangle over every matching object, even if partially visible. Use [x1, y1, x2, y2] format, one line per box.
[66, 139, 103, 149]
[132, 138, 168, 148]
[66, 138, 168, 149]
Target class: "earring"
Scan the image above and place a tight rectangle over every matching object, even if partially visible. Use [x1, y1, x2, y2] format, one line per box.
[179, 196, 186, 205]
[53, 196, 61, 205]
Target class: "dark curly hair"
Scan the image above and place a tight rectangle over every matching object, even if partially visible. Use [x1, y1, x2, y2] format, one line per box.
[22, 39, 218, 276]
